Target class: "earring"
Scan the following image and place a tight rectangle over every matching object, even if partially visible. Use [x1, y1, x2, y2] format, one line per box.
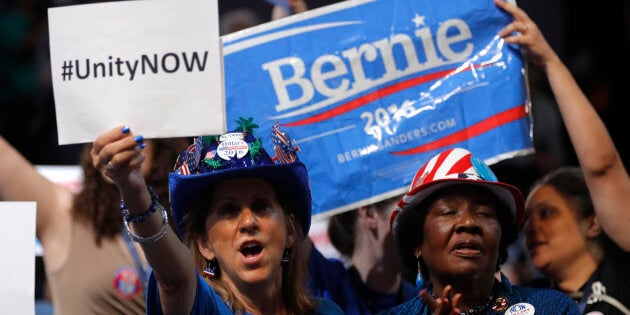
[281, 248, 290, 264]
[203, 259, 217, 279]
[416, 257, 424, 289]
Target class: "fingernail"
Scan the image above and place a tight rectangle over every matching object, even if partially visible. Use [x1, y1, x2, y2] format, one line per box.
[139, 142, 146, 149]
[134, 135, 144, 144]
[121, 126, 130, 134]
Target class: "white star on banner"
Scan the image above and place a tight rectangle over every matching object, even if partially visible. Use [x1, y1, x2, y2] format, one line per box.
[412, 13, 426, 28]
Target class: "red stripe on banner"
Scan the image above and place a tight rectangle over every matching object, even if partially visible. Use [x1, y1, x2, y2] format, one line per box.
[282, 63, 495, 128]
[391, 105, 527, 156]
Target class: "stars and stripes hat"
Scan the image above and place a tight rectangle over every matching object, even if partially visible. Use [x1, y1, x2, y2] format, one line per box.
[168, 118, 311, 239]
[389, 147, 524, 244]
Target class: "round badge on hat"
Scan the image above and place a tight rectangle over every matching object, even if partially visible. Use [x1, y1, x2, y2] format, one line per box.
[217, 133, 249, 160]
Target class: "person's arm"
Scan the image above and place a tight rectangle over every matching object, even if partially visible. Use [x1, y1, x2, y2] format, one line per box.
[0, 136, 74, 260]
[496, 0, 630, 250]
[90, 127, 197, 313]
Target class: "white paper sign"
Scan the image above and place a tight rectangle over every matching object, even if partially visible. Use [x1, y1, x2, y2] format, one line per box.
[0, 202, 36, 315]
[49, 0, 225, 145]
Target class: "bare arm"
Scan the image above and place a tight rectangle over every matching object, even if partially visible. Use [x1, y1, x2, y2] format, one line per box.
[90, 127, 197, 313]
[496, 0, 630, 250]
[0, 136, 74, 263]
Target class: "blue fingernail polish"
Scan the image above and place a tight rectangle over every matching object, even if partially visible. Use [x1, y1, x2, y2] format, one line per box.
[121, 126, 130, 134]
[139, 142, 146, 149]
[134, 135, 144, 143]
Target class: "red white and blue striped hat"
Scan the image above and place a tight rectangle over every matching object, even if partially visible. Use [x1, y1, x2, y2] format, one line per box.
[389, 148, 524, 242]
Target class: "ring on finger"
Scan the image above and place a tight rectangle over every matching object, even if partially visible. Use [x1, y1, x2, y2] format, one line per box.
[106, 161, 118, 171]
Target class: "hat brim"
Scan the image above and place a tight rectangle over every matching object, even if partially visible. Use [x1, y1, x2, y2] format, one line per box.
[169, 161, 311, 239]
[392, 178, 524, 244]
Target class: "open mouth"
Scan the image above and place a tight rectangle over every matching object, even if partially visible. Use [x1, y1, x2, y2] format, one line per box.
[452, 240, 484, 256]
[240, 243, 263, 257]
[239, 241, 264, 264]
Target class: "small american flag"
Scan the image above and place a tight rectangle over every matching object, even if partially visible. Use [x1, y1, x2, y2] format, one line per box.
[178, 139, 201, 174]
[193, 136, 203, 165]
[179, 163, 190, 175]
[271, 121, 299, 164]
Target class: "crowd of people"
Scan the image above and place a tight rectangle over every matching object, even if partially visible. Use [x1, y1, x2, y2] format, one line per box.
[2, 0, 629, 314]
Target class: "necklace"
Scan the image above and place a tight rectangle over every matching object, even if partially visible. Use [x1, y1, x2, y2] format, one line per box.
[459, 293, 494, 315]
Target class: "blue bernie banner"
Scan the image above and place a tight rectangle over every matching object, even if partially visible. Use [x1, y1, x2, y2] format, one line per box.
[222, 0, 532, 219]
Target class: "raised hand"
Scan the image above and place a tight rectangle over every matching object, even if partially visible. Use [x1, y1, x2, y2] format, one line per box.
[90, 125, 147, 191]
[419, 285, 463, 315]
[495, 0, 559, 69]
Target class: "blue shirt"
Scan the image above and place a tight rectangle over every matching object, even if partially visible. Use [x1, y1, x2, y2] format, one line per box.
[146, 272, 344, 314]
[378, 274, 580, 315]
[308, 246, 417, 315]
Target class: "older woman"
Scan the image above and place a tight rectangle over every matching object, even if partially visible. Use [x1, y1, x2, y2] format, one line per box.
[383, 148, 579, 314]
[91, 119, 342, 314]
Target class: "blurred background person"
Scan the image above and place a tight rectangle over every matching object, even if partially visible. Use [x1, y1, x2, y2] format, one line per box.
[219, 0, 273, 35]
[0, 134, 189, 314]
[306, 195, 417, 314]
[525, 168, 630, 314]
[270, 0, 345, 20]
[495, 0, 630, 312]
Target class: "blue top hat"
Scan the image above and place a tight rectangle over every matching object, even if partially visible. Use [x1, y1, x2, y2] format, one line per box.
[168, 117, 311, 239]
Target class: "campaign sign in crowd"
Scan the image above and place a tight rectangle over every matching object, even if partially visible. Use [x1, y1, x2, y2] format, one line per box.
[222, 0, 531, 218]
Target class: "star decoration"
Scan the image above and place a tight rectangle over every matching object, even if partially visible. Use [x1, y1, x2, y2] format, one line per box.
[412, 13, 426, 28]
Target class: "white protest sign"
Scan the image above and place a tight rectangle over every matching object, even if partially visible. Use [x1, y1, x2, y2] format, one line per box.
[49, 0, 225, 145]
[0, 202, 36, 315]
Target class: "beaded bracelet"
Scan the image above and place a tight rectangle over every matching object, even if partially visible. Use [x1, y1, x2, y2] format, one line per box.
[120, 186, 159, 223]
[123, 202, 169, 245]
